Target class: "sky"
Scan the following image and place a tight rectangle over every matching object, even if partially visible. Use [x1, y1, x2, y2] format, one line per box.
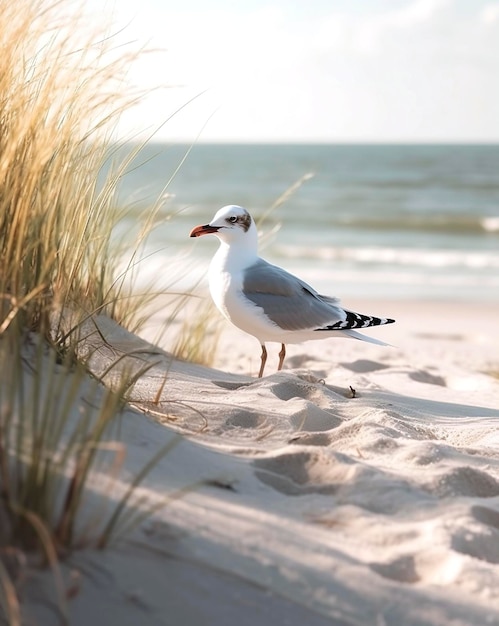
[87, 0, 499, 143]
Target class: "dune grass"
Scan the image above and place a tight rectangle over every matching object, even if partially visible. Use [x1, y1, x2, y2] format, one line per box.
[1, 1, 124, 333]
[0, 330, 184, 626]
[0, 0, 196, 620]
[0, 0, 187, 338]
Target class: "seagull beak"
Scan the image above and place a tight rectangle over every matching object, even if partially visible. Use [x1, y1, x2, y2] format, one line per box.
[189, 224, 220, 237]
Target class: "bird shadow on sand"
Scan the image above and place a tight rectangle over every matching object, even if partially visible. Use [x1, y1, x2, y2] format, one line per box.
[195, 365, 498, 423]
[346, 387, 499, 421]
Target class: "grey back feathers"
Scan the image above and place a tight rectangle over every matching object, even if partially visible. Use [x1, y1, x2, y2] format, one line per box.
[242, 258, 395, 333]
[242, 259, 347, 331]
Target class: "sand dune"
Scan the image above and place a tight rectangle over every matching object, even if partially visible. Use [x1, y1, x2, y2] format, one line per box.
[23, 299, 499, 625]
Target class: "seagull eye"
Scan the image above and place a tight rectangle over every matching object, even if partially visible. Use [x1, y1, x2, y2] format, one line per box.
[227, 216, 237, 224]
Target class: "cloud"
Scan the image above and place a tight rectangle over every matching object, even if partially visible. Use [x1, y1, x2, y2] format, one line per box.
[319, 0, 453, 55]
[82, 0, 499, 142]
[480, 3, 499, 23]
[379, 0, 452, 27]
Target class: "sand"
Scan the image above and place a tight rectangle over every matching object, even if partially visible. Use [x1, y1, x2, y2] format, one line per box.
[21, 298, 499, 625]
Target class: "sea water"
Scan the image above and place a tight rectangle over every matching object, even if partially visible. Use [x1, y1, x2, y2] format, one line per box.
[106, 143, 499, 302]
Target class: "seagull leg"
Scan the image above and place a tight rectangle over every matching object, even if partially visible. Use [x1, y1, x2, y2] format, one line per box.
[258, 344, 267, 378]
[277, 343, 286, 371]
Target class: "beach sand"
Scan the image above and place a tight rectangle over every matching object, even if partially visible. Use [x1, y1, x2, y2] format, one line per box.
[23, 298, 499, 625]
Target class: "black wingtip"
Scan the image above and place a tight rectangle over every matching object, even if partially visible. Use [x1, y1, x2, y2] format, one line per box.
[316, 312, 396, 332]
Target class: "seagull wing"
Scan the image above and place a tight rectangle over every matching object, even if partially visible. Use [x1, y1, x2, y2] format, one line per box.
[242, 258, 345, 331]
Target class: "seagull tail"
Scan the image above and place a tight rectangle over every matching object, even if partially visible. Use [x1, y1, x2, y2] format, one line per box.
[341, 329, 394, 347]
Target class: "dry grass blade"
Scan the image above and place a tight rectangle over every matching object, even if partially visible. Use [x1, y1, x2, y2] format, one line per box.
[267, 172, 315, 213]
[12, 507, 68, 624]
[0, 557, 21, 626]
[257, 172, 315, 249]
[96, 434, 182, 549]
[104, 480, 205, 549]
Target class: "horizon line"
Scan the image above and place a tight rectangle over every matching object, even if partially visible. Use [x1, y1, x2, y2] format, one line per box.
[122, 138, 499, 146]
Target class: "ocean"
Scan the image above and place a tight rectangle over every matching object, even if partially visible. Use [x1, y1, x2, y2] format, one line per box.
[108, 143, 499, 302]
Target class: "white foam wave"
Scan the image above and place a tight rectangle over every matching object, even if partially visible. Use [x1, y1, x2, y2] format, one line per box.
[275, 245, 499, 270]
[482, 216, 499, 232]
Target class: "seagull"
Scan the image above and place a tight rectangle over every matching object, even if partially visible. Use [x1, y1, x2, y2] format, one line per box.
[190, 205, 395, 377]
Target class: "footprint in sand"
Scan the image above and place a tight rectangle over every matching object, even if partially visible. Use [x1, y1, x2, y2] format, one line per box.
[340, 359, 390, 373]
[371, 504, 499, 588]
[225, 411, 266, 429]
[370, 550, 464, 586]
[288, 433, 334, 446]
[451, 526, 499, 564]
[471, 505, 499, 529]
[449, 504, 499, 565]
[253, 449, 358, 496]
[370, 555, 420, 584]
[408, 370, 447, 386]
[221, 373, 344, 433]
[423, 466, 499, 498]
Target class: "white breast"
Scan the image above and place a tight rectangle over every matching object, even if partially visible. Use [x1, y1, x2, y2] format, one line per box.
[208, 249, 282, 343]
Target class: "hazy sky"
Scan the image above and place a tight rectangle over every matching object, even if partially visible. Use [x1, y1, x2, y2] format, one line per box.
[91, 0, 499, 143]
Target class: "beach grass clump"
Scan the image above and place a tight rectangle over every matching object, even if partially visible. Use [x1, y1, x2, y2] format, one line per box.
[0, 0, 155, 338]
[0, 331, 123, 552]
[0, 329, 178, 551]
[0, 0, 188, 618]
[0, 329, 181, 624]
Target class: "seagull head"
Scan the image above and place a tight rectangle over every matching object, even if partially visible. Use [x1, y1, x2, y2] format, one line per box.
[190, 205, 257, 246]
